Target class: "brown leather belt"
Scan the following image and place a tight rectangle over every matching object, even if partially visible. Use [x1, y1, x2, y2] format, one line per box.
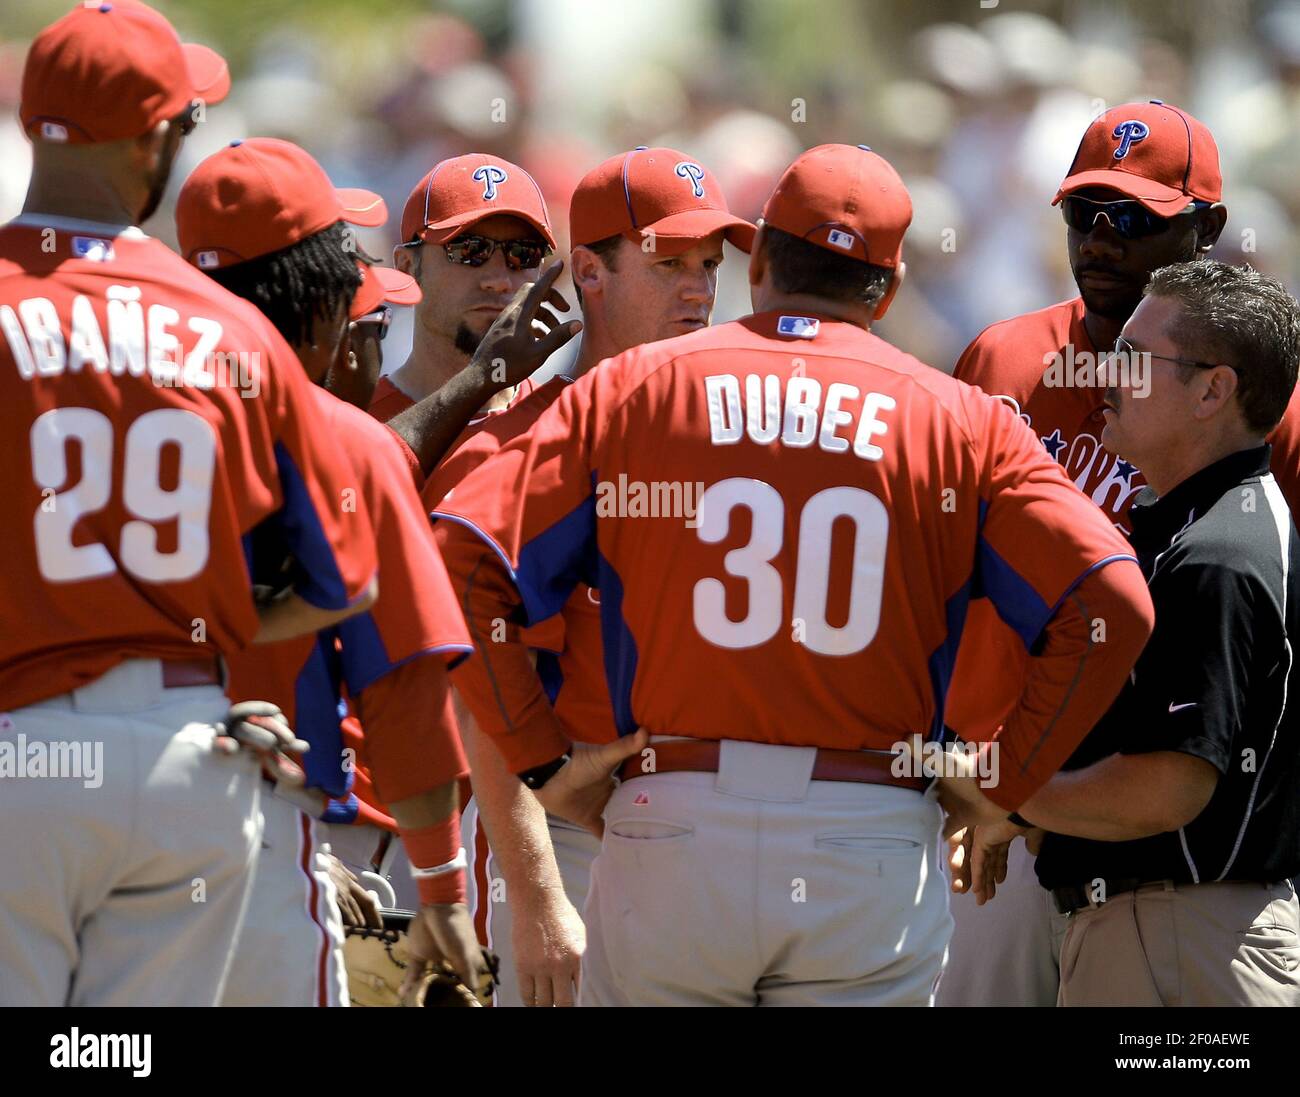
[616, 739, 925, 792]
[161, 658, 223, 689]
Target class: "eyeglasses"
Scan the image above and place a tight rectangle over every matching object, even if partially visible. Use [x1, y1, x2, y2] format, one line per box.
[349, 305, 392, 342]
[1113, 334, 1222, 372]
[173, 107, 199, 137]
[1062, 196, 1207, 241]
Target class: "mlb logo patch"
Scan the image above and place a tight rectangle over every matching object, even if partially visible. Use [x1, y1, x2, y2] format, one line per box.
[72, 236, 114, 263]
[41, 122, 69, 142]
[633, 792, 650, 806]
[827, 228, 856, 251]
[777, 315, 820, 339]
[196, 250, 220, 269]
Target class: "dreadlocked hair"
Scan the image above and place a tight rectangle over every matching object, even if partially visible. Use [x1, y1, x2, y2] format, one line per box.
[207, 221, 363, 348]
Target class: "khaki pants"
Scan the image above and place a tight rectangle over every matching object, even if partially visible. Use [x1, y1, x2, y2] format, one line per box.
[1058, 879, 1300, 1006]
[937, 841, 1069, 1006]
[0, 659, 262, 1006]
[579, 740, 952, 1007]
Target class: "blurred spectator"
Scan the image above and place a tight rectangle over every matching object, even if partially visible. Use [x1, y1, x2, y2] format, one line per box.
[2, 0, 1294, 370]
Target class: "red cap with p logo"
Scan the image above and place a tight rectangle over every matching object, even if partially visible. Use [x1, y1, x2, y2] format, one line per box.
[400, 154, 556, 250]
[1053, 100, 1221, 216]
[569, 147, 755, 254]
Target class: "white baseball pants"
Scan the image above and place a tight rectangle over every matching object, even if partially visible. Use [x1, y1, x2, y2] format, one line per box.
[579, 739, 953, 1006]
[0, 659, 262, 1006]
[221, 782, 348, 1006]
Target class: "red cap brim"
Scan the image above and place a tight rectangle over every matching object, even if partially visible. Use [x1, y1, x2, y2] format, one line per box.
[338, 188, 388, 228]
[419, 207, 558, 251]
[371, 264, 421, 305]
[1052, 170, 1196, 216]
[635, 207, 757, 255]
[351, 263, 421, 319]
[183, 43, 231, 107]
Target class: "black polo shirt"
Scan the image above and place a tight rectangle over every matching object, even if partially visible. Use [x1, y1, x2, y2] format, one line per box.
[1036, 445, 1300, 889]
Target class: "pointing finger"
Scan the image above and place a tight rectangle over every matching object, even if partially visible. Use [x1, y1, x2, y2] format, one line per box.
[519, 258, 566, 321]
[533, 320, 583, 361]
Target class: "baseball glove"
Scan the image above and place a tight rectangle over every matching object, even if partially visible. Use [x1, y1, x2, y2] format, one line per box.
[343, 910, 498, 1007]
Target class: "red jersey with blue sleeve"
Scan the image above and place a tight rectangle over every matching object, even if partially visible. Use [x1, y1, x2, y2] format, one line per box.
[227, 387, 470, 799]
[430, 377, 617, 745]
[435, 311, 1153, 808]
[0, 216, 377, 712]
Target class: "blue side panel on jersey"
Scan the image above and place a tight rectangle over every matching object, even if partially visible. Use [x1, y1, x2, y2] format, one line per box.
[974, 498, 1051, 649]
[271, 441, 351, 609]
[335, 609, 395, 696]
[536, 648, 565, 705]
[295, 633, 352, 798]
[926, 576, 973, 742]
[595, 551, 639, 736]
[514, 481, 598, 625]
[319, 794, 361, 825]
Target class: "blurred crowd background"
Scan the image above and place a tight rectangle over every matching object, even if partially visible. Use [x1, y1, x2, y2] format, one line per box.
[2, 0, 1298, 372]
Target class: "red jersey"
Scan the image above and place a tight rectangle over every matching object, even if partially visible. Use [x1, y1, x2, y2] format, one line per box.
[947, 296, 1300, 738]
[431, 377, 617, 745]
[435, 311, 1148, 805]
[226, 386, 471, 798]
[0, 216, 378, 712]
[368, 374, 416, 422]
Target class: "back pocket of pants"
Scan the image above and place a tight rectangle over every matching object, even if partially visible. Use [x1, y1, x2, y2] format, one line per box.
[607, 820, 694, 841]
[814, 834, 921, 853]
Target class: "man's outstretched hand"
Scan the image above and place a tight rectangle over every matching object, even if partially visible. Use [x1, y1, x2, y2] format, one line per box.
[468, 258, 582, 392]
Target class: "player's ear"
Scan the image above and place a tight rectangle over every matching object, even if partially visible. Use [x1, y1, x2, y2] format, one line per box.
[747, 223, 768, 287]
[394, 243, 420, 281]
[872, 261, 905, 321]
[1196, 204, 1228, 253]
[128, 119, 171, 168]
[570, 245, 603, 301]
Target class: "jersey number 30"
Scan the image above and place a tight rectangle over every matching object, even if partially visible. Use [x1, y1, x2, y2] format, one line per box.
[30, 407, 216, 583]
[692, 478, 887, 656]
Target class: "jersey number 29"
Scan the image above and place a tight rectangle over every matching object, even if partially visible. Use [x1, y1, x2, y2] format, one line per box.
[30, 407, 216, 583]
[692, 478, 887, 656]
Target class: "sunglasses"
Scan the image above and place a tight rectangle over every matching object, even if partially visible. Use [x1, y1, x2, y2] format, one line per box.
[1062, 196, 1207, 241]
[442, 234, 546, 271]
[350, 305, 392, 342]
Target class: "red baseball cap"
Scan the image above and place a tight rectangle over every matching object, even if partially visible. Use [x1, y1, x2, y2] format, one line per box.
[761, 144, 912, 269]
[1053, 100, 1221, 216]
[350, 263, 421, 320]
[569, 147, 756, 254]
[21, 0, 230, 144]
[176, 138, 387, 269]
[400, 153, 557, 250]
